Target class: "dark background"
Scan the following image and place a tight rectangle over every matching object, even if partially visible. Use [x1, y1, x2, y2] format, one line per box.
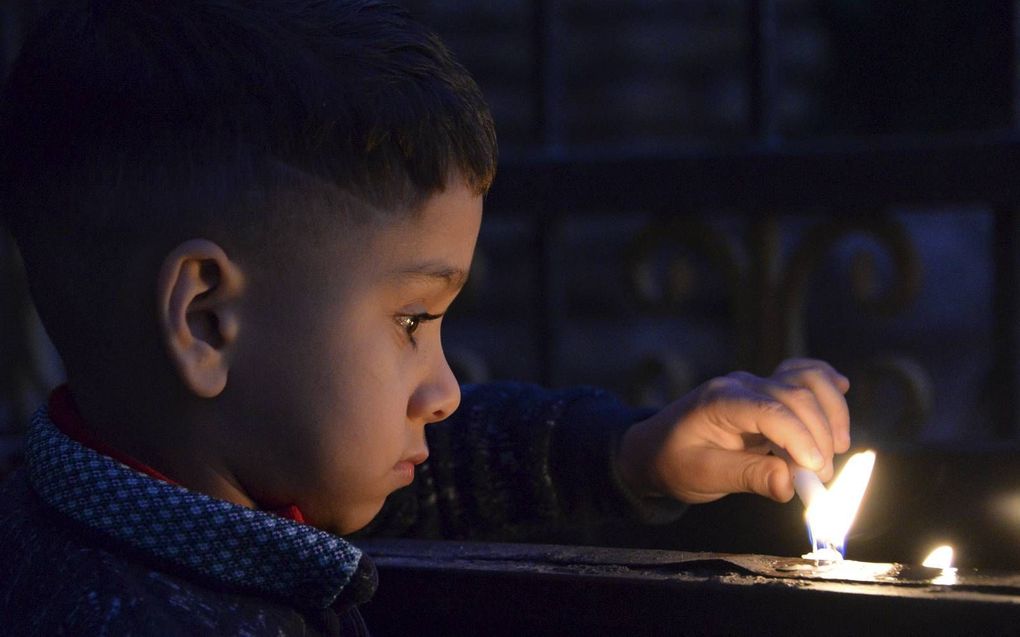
[4, 0, 1020, 568]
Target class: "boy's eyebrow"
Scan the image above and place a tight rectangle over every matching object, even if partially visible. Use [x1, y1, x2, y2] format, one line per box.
[393, 262, 469, 291]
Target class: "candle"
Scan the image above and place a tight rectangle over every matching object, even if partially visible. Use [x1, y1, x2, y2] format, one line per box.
[802, 450, 876, 559]
[769, 444, 826, 510]
[769, 444, 877, 563]
[771, 445, 876, 558]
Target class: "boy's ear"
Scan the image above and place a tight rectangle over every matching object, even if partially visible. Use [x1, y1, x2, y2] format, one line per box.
[157, 239, 245, 398]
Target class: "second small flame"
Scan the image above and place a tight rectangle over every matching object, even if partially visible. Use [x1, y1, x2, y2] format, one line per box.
[923, 544, 957, 585]
[922, 545, 954, 569]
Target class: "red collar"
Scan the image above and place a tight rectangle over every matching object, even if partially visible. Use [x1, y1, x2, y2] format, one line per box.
[49, 385, 179, 484]
[48, 385, 305, 524]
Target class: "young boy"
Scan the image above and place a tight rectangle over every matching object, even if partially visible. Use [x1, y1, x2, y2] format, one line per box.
[0, 1, 850, 634]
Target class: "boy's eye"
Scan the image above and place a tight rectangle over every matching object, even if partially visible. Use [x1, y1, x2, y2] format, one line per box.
[396, 314, 423, 336]
[396, 312, 444, 344]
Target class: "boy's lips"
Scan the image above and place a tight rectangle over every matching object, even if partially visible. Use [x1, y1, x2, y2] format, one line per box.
[394, 451, 429, 484]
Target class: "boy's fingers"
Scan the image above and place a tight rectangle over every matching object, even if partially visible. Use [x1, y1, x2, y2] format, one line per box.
[755, 379, 835, 476]
[703, 378, 825, 472]
[776, 367, 852, 453]
[774, 358, 851, 394]
[674, 448, 793, 503]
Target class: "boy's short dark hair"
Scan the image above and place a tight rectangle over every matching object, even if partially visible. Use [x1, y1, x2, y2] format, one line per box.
[0, 0, 496, 377]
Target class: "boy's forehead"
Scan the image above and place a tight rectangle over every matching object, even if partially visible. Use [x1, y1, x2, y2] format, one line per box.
[376, 187, 481, 287]
[264, 178, 482, 290]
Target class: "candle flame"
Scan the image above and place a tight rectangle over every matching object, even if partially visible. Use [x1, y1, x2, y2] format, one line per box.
[922, 545, 957, 585]
[804, 450, 876, 557]
[922, 545, 954, 569]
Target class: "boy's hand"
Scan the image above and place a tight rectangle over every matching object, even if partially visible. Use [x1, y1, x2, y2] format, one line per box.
[617, 358, 851, 504]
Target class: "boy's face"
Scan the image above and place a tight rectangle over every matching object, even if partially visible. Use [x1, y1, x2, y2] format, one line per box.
[222, 179, 482, 535]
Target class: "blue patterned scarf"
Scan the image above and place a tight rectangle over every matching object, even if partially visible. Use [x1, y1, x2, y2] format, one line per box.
[25, 405, 363, 609]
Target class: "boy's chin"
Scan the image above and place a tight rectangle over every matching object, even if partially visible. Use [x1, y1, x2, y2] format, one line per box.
[317, 501, 386, 537]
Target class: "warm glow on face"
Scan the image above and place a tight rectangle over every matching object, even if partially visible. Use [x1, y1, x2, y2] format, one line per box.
[805, 450, 876, 556]
[922, 545, 954, 569]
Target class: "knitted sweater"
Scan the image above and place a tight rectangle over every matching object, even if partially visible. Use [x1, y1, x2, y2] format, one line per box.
[0, 382, 684, 635]
[365, 382, 685, 541]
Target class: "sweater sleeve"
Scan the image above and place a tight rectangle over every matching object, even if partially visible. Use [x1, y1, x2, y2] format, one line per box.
[357, 382, 686, 542]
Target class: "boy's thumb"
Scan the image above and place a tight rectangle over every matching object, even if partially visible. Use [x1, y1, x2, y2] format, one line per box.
[732, 452, 794, 503]
[673, 449, 794, 504]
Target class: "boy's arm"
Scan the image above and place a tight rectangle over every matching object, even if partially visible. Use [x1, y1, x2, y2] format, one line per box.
[360, 358, 849, 542]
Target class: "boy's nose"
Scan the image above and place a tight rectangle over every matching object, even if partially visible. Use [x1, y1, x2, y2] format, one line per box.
[409, 350, 461, 425]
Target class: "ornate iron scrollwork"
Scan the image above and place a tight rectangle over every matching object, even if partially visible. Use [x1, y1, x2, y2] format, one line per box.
[627, 216, 743, 312]
[782, 216, 922, 356]
[626, 213, 930, 438]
